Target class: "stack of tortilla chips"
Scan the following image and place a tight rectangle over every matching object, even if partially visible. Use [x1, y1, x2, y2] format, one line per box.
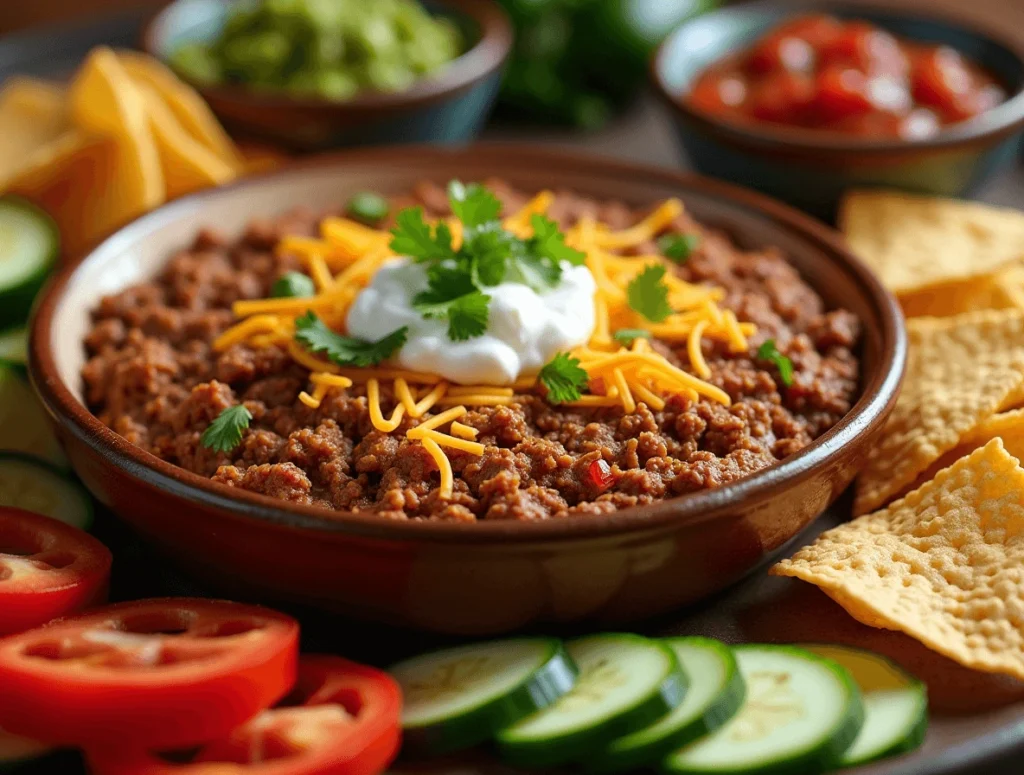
[773, 190, 1024, 681]
[0, 47, 284, 256]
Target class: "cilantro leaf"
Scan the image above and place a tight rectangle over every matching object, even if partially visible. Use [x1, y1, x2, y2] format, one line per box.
[757, 339, 794, 387]
[200, 404, 252, 454]
[539, 353, 589, 404]
[447, 291, 491, 341]
[294, 311, 408, 367]
[389, 207, 456, 262]
[448, 180, 502, 228]
[530, 214, 586, 266]
[271, 271, 315, 298]
[461, 222, 513, 286]
[508, 252, 562, 293]
[413, 265, 491, 341]
[613, 328, 651, 346]
[658, 233, 701, 264]
[627, 264, 672, 323]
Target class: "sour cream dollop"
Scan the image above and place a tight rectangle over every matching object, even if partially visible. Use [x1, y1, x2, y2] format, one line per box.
[346, 258, 596, 385]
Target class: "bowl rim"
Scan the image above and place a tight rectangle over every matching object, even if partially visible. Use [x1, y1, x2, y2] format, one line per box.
[29, 143, 906, 544]
[139, 0, 513, 112]
[651, 0, 1024, 154]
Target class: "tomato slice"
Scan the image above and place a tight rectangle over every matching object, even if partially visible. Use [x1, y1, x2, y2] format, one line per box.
[0, 507, 111, 635]
[0, 598, 298, 749]
[87, 656, 402, 775]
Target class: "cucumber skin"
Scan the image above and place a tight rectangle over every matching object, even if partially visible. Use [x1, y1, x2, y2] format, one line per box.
[0, 197, 58, 329]
[498, 636, 689, 769]
[585, 637, 746, 775]
[0, 452, 94, 531]
[663, 645, 866, 775]
[400, 640, 579, 756]
[843, 701, 926, 767]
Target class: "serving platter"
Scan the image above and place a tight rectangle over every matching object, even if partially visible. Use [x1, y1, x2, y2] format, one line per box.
[3, 6, 1024, 775]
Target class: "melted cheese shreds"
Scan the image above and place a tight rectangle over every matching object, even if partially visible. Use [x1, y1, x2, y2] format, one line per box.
[450, 421, 479, 440]
[437, 395, 514, 407]
[687, 320, 711, 379]
[233, 295, 335, 318]
[611, 368, 636, 414]
[627, 378, 666, 411]
[394, 378, 419, 417]
[412, 382, 448, 417]
[447, 386, 514, 397]
[594, 199, 683, 249]
[367, 379, 406, 432]
[310, 373, 353, 389]
[421, 436, 454, 499]
[407, 406, 468, 439]
[214, 315, 288, 351]
[308, 253, 335, 292]
[287, 341, 342, 375]
[504, 190, 555, 237]
[420, 429, 485, 456]
[722, 310, 748, 352]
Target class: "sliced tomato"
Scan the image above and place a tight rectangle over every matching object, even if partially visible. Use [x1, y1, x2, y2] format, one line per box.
[0, 598, 298, 749]
[87, 656, 402, 775]
[0, 507, 111, 635]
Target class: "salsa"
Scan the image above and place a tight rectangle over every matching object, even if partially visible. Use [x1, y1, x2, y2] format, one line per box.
[688, 14, 1007, 139]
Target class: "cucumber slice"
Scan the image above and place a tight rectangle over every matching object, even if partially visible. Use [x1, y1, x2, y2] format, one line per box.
[0, 727, 52, 771]
[497, 634, 688, 768]
[804, 645, 927, 767]
[0, 368, 66, 469]
[587, 638, 746, 774]
[664, 645, 864, 775]
[0, 197, 58, 328]
[391, 638, 577, 755]
[0, 326, 26, 373]
[0, 453, 92, 530]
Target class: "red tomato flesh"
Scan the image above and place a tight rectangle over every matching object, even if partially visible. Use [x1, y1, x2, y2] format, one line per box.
[87, 656, 402, 775]
[0, 598, 298, 749]
[686, 13, 1005, 137]
[0, 507, 111, 635]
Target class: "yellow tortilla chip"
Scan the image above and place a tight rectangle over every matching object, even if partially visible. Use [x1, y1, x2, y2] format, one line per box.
[68, 47, 164, 227]
[135, 83, 236, 199]
[116, 50, 241, 171]
[854, 309, 1024, 516]
[841, 190, 1024, 295]
[0, 78, 69, 188]
[774, 439, 1024, 681]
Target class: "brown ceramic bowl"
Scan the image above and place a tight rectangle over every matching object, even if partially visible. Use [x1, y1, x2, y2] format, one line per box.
[29, 145, 905, 635]
[141, 0, 513, 151]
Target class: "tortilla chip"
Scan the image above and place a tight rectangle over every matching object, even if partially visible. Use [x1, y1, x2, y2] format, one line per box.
[68, 47, 164, 227]
[116, 50, 242, 171]
[840, 190, 1024, 295]
[774, 439, 1024, 681]
[136, 83, 236, 199]
[0, 78, 69, 189]
[854, 309, 1024, 516]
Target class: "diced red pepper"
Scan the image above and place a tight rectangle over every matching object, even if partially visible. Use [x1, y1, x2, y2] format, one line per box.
[587, 459, 615, 492]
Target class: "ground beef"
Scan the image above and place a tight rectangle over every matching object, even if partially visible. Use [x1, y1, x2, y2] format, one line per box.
[82, 181, 861, 521]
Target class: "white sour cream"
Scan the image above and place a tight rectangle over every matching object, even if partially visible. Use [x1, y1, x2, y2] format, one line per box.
[346, 258, 596, 385]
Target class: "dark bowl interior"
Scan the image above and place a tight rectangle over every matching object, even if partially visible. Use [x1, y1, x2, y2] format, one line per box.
[653, 0, 1024, 217]
[30, 145, 905, 633]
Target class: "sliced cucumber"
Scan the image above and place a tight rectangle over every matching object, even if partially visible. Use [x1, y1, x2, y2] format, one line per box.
[587, 638, 746, 774]
[391, 638, 577, 755]
[0, 368, 66, 469]
[804, 645, 927, 767]
[0, 453, 92, 530]
[0, 727, 52, 771]
[497, 634, 688, 768]
[0, 326, 26, 374]
[664, 645, 864, 775]
[0, 197, 58, 328]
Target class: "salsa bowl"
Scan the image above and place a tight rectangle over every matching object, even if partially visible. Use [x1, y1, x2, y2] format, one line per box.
[29, 146, 905, 635]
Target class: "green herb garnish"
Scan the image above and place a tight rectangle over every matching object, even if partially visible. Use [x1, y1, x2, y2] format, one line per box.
[539, 352, 589, 404]
[294, 311, 408, 367]
[200, 405, 252, 454]
[346, 191, 390, 224]
[271, 271, 316, 299]
[658, 233, 701, 264]
[390, 181, 586, 340]
[627, 264, 672, 323]
[757, 339, 794, 387]
[613, 328, 651, 346]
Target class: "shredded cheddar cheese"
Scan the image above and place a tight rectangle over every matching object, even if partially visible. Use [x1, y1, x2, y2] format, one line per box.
[215, 192, 763, 500]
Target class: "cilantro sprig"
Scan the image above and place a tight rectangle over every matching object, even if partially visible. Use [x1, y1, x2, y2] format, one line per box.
[390, 181, 586, 341]
[294, 311, 408, 367]
[539, 352, 589, 404]
[201, 404, 252, 454]
[627, 264, 672, 323]
[757, 339, 794, 387]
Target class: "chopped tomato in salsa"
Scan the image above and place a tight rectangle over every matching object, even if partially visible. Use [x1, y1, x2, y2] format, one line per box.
[687, 14, 1006, 138]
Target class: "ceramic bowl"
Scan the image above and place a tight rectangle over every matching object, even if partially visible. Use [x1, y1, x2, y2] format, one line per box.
[652, 0, 1024, 220]
[30, 145, 905, 635]
[141, 0, 512, 151]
